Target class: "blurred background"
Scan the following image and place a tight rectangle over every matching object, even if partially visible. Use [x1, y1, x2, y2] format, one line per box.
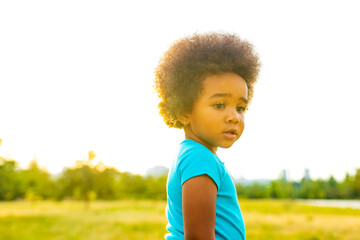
[1, 0, 359, 239]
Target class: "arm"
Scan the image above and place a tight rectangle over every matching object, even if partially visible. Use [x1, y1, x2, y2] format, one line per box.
[182, 174, 217, 240]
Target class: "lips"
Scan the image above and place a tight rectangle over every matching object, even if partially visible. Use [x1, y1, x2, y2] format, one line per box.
[222, 128, 238, 139]
[223, 128, 238, 135]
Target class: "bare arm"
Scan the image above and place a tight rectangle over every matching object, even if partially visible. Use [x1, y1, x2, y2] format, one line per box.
[182, 174, 217, 240]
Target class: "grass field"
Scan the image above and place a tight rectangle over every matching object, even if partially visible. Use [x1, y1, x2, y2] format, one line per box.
[0, 199, 359, 240]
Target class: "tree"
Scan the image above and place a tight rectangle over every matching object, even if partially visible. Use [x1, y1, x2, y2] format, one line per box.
[144, 174, 168, 200]
[94, 165, 119, 199]
[353, 169, 360, 199]
[88, 150, 96, 162]
[339, 172, 353, 199]
[325, 176, 339, 199]
[0, 157, 20, 200]
[117, 172, 147, 199]
[59, 164, 97, 201]
[17, 159, 56, 201]
[57, 151, 99, 207]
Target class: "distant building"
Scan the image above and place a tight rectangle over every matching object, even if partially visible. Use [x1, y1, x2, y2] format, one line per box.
[280, 169, 288, 182]
[233, 176, 271, 186]
[145, 166, 169, 177]
[303, 168, 311, 180]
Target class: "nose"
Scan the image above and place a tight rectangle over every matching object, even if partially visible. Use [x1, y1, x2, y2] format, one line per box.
[225, 108, 241, 124]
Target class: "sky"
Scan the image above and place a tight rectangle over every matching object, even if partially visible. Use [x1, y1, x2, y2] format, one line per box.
[1, 0, 359, 181]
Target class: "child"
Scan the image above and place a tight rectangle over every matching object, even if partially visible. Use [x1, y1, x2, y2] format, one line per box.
[154, 32, 260, 240]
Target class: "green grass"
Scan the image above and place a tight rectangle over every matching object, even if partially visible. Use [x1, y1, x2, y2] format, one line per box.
[0, 200, 167, 240]
[0, 199, 359, 240]
[240, 199, 360, 240]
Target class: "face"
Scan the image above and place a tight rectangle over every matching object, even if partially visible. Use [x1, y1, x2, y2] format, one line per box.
[182, 72, 248, 154]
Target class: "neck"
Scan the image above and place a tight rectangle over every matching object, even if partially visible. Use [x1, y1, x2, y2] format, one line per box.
[183, 128, 218, 155]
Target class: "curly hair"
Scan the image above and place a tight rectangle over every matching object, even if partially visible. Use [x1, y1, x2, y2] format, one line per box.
[154, 32, 261, 129]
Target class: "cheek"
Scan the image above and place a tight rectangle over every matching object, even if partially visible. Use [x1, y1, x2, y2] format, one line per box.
[239, 112, 245, 121]
[238, 118, 245, 137]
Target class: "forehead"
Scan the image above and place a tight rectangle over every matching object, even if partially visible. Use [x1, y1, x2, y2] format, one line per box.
[201, 72, 248, 97]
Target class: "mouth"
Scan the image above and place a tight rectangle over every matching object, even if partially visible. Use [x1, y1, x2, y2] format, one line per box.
[222, 129, 238, 138]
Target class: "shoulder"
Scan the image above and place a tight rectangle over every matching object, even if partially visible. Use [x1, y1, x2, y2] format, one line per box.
[177, 140, 222, 168]
[176, 140, 225, 188]
[178, 140, 218, 161]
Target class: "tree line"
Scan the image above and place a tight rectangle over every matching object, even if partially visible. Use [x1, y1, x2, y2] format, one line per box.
[236, 170, 360, 199]
[0, 154, 167, 201]
[1, 153, 359, 201]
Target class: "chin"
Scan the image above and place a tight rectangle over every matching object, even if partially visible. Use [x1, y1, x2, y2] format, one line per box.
[220, 143, 235, 149]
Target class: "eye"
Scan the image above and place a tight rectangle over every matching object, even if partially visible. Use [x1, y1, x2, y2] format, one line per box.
[236, 106, 246, 113]
[213, 103, 225, 109]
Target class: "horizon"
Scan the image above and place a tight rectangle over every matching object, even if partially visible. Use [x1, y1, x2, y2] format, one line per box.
[2, 155, 357, 182]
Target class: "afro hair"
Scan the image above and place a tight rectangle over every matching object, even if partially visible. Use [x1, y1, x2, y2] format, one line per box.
[154, 32, 261, 128]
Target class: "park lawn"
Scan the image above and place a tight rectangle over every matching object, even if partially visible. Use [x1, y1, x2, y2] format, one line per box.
[240, 199, 360, 240]
[0, 200, 166, 240]
[0, 199, 359, 240]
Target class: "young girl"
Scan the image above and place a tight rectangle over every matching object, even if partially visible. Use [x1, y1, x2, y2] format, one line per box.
[154, 33, 260, 240]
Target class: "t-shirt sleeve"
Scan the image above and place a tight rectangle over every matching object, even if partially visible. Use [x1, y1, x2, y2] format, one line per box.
[177, 147, 224, 190]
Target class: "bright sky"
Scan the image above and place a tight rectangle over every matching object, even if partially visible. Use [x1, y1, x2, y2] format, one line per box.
[1, 0, 359, 181]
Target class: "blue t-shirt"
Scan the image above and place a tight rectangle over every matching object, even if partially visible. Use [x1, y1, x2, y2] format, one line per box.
[165, 139, 245, 240]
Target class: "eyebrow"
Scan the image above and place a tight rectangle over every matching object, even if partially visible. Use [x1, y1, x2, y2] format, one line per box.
[209, 93, 248, 104]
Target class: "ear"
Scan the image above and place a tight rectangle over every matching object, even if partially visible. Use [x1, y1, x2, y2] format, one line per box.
[177, 114, 190, 127]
